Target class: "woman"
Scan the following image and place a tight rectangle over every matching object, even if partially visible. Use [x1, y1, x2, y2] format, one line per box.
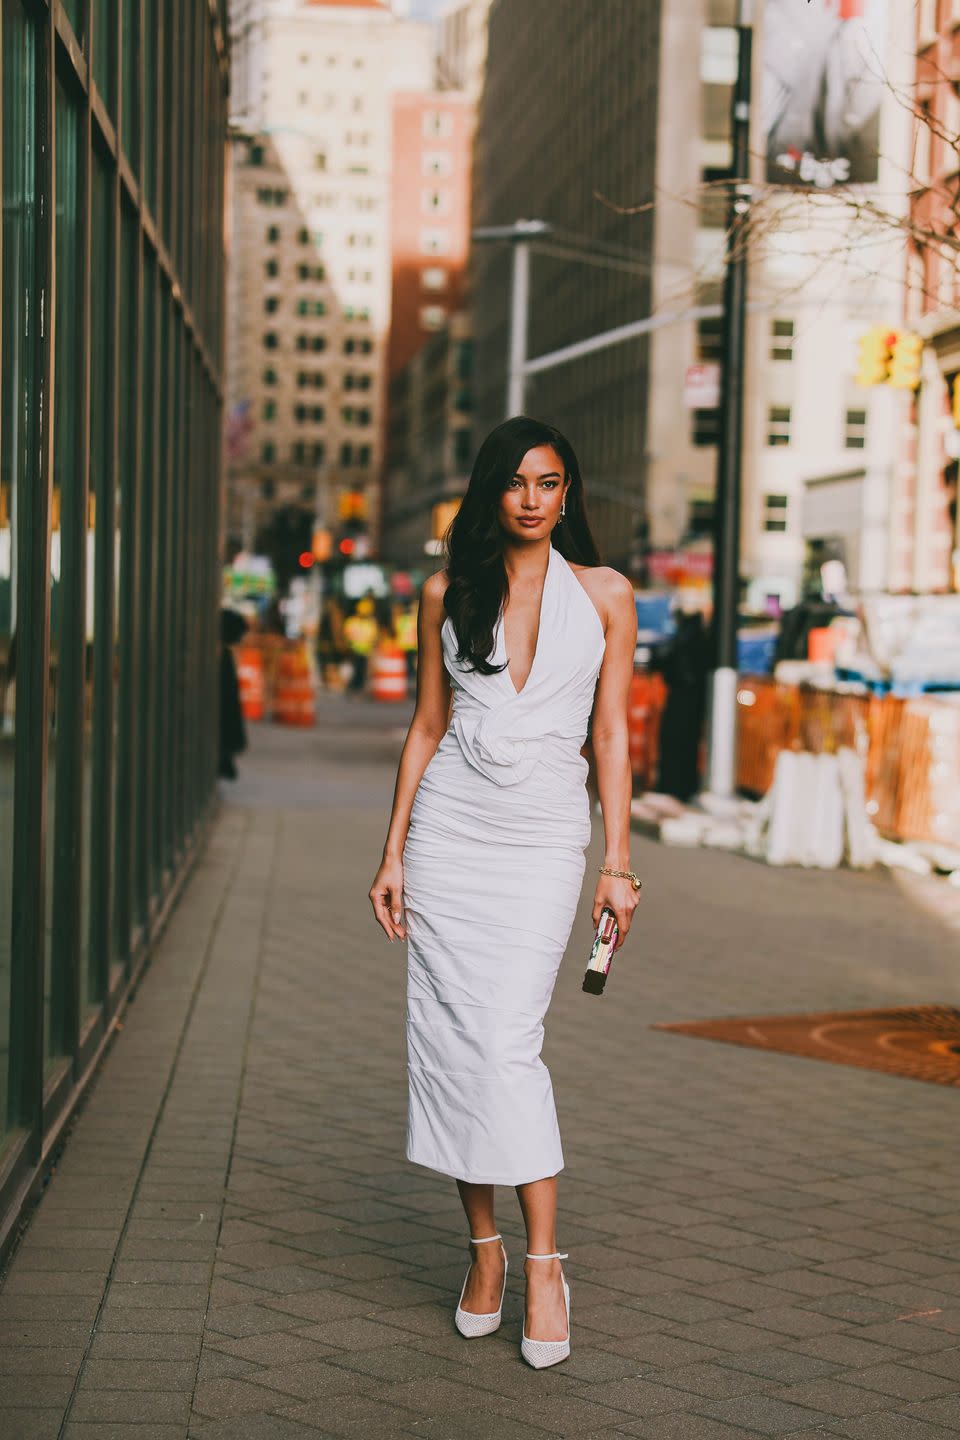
[368, 417, 640, 1368]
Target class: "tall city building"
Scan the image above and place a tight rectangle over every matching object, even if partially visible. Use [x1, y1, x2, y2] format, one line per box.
[470, 0, 726, 575]
[738, 0, 915, 609]
[226, 0, 434, 554]
[897, 0, 960, 593]
[0, 2, 229, 1256]
[380, 89, 474, 562]
[436, 0, 492, 98]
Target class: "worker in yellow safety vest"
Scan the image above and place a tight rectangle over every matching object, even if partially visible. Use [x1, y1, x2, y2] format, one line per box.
[394, 602, 418, 685]
[343, 596, 380, 696]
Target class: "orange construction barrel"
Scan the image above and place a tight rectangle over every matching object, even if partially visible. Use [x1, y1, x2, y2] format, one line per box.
[273, 644, 316, 727]
[371, 644, 409, 702]
[808, 626, 837, 664]
[237, 646, 265, 722]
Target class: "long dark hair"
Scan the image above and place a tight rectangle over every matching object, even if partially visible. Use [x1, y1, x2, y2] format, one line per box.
[442, 416, 602, 676]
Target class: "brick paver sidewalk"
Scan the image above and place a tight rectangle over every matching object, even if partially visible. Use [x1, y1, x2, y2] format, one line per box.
[1, 695, 959, 1439]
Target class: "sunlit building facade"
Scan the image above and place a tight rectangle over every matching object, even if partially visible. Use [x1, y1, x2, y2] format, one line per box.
[225, 0, 433, 553]
[0, 0, 229, 1258]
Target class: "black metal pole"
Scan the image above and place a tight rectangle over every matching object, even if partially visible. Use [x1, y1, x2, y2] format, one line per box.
[707, 5, 752, 796]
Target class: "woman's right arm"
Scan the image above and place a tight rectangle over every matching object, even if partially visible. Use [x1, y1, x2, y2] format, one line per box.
[368, 570, 451, 943]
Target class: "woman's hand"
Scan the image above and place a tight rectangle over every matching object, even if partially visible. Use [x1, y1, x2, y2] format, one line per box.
[370, 854, 406, 942]
[591, 873, 641, 952]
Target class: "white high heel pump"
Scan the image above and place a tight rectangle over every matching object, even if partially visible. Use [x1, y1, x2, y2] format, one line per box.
[521, 1250, 570, 1368]
[454, 1233, 509, 1337]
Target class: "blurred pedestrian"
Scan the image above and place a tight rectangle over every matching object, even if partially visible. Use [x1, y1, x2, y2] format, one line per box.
[654, 609, 710, 801]
[219, 607, 249, 780]
[343, 595, 379, 696]
[395, 600, 418, 686]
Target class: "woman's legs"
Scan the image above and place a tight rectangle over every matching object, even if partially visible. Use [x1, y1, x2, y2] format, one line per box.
[456, 1180, 506, 1314]
[517, 1176, 569, 1341]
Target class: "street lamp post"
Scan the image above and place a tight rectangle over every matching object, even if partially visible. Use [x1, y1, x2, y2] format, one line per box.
[472, 219, 552, 415]
[706, 0, 753, 802]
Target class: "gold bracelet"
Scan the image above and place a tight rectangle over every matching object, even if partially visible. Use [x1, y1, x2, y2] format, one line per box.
[598, 865, 642, 891]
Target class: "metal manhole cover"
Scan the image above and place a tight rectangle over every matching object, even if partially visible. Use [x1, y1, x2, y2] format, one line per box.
[654, 1005, 960, 1087]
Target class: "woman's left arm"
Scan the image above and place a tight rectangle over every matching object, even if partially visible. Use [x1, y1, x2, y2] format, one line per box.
[589, 571, 640, 950]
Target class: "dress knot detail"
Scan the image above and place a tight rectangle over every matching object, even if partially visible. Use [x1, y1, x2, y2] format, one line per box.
[452, 709, 544, 787]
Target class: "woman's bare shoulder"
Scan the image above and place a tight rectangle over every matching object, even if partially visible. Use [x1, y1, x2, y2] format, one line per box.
[420, 567, 451, 622]
[568, 563, 634, 620]
[422, 567, 450, 601]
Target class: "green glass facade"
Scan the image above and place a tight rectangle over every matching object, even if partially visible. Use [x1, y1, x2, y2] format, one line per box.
[0, 0, 228, 1260]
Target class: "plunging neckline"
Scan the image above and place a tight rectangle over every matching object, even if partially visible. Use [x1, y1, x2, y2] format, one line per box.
[500, 544, 552, 697]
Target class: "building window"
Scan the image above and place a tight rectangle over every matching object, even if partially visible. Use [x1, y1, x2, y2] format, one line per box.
[312, 336, 325, 352]
[454, 428, 472, 467]
[264, 332, 279, 350]
[313, 442, 325, 464]
[422, 266, 447, 291]
[763, 494, 789, 532]
[422, 150, 453, 178]
[358, 445, 371, 466]
[423, 110, 453, 138]
[844, 408, 868, 449]
[422, 188, 449, 215]
[263, 400, 276, 421]
[249, 142, 265, 165]
[420, 227, 450, 255]
[262, 442, 276, 463]
[341, 443, 353, 466]
[767, 406, 791, 446]
[265, 296, 279, 313]
[265, 258, 279, 277]
[315, 152, 326, 170]
[293, 441, 307, 463]
[298, 226, 310, 243]
[420, 304, 446, 331]
[696, 312, 722, 362]
[691, 409, 720, 447]
[771, 318, 795, 361]
[266, 225, 280, 243]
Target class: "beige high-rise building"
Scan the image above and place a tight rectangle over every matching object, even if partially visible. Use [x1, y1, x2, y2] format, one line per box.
[436, 0, 492, 99]
[225, 0, 433, 553]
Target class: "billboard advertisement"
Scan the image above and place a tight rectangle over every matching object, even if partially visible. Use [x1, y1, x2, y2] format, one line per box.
[762, 0, 887, 188]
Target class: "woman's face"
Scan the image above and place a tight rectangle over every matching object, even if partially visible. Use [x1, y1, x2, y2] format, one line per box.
[497, 444, 569, 542]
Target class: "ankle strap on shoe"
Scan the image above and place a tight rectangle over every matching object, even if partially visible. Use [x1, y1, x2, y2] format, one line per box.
[469, 1233, 502, 1244]
[525, 1250, 568, 1260]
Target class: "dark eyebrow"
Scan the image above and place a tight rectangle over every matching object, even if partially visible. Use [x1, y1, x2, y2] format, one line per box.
[514, 471, 562, 480]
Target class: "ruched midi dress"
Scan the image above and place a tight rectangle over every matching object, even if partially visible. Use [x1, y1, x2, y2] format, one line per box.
[402, 542, 606, 1185]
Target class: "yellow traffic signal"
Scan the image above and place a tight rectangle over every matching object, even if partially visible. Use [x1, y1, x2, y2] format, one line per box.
[855, 326, 895, 386]
[887, 330, 923, 390]
[338, 490, 366, 520]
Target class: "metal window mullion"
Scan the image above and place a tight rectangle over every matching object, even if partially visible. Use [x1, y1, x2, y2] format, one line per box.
[50, 56, 93, 1066]
[10, 0, 55, 1150]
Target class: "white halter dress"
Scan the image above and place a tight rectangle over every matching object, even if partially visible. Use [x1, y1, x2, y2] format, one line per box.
[402, 543, 606, 1185]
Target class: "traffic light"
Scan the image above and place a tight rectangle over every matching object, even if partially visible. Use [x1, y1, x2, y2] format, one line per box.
[338, 490, 367, 521]
[855, 326, 896, 386]
[887, 330, 923, 390]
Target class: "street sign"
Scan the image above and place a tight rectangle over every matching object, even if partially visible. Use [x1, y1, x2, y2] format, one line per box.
[683, 363, 721, 409]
